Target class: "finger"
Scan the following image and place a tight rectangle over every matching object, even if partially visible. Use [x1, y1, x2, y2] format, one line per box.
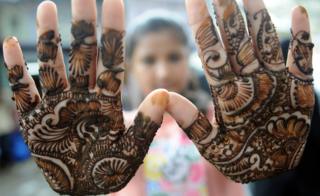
[287, 6, 313, 81]
[167, 92, 218, 153]
[69, 0, 98, 91]
[243, 0, 285, 71]
[96, 0, 125, 96]
[185, 0, 236, 88]
[213, 0, 259, 74]
[3, 37, 41, 116]
[122, 89, 169, 156]
[37, 1, 68, 96]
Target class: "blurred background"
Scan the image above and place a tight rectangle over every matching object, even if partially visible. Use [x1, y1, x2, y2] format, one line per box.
[0, 0, 319, 196]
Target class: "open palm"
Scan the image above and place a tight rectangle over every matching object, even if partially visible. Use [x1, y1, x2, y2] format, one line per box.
[3, 0, 168, 194]
[168, 0, 315, 183]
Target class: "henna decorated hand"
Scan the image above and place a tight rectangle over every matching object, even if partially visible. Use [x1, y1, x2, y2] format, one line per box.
[167, 0, 315, 183]
[3, 0, 169, 195]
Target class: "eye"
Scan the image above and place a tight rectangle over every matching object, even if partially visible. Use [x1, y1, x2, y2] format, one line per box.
[142, 55, 156, 67]
[167, 52, 182, 63]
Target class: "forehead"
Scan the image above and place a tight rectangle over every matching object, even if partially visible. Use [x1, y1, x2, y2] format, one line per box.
[134, 30, 186, 54]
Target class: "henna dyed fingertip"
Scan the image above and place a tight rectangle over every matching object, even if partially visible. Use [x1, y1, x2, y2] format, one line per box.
[291, 6, 310, 36]
[3, 36, 18, 47]
[150, 89, 169, 108]
[293, 5, 309, 18]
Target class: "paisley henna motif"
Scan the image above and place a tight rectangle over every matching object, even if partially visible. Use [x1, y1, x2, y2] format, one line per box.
[216, 1, 259, 74]
[290, 31, 314, 75]
[253, 9, 284, 66]
[188, 4, 314, 182]
[196, 17, 235, 85]
[222, 2, 246, 55]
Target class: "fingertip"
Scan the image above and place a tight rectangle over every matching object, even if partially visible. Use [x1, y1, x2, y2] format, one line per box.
[3, 37, 24, 68]
[167, 92, 199, 128]
[150, 89, 170, 109]
[3, 36, 18, 48]
[291, 5, 310, 34]
[102, 0, 125, 31]
[37, 0, 58, 27]
[138, 89, 169, 124]
[72, 0, 97, 22]
[185, 0, 210, 26]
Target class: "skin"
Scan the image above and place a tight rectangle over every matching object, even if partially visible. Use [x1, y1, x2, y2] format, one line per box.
[3, 0, 169, 195]
[2, 0, 314, 194]
[114, 22, 244, 196]
[131, 30, 190, 95]
[169, 0, 315, 183]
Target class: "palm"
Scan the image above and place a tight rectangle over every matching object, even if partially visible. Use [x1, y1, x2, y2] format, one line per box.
[4, 0, 165, 195]
[182, 0, 314, 182]
[20, 91, 156, 194]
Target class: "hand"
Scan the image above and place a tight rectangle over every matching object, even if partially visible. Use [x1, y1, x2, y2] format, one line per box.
[3, 0, 169, 194]
[168, 0, 315, 183]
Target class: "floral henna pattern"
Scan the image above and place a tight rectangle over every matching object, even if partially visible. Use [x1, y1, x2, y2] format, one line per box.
[191, 10, 314, 182]
[37, 31, 67, 96]
[6, 64, 40, 116]
[37, 30, 59, 63]
[69, 20, 97, 90]
[7, 24, 160, 194]
[183, 74, 313, 183]
[39, 65, 65, 96]
[97, 29, 125, 95]
[18, 90, 160, 195]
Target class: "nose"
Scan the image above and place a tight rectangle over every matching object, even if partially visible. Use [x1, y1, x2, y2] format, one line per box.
[155, 61, 170, 81]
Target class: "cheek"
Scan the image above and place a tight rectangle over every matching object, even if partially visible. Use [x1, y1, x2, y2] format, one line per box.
[170, 60, 190, 92]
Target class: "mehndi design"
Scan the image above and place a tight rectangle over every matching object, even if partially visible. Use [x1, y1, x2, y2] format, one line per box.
[5, 17, 161, 196]
[183, 1, 314, 183]
[69, 20, 97, 90]
[97, 29, 125, 95]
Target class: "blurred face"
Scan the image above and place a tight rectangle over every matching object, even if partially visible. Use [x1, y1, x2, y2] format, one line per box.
[131, 30, 190, 96]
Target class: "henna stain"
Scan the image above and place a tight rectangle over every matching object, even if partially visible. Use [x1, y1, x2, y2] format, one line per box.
[254, 9, 284, 66]
[7, 65, 39, 115]
[37, 30, 59, 63]
[69, 20, 97, 90]
[290, 31, 314, 75]
[196, 17, 235, 83]
[7, 20, 160, 195]
[151, 91, 169, 107]
[223, 2, 245, 55]
[39, 65, 65, 96]
[188, 3, 314, 182]
[97, 29, 125, 94]
[19, 90, 160, 195]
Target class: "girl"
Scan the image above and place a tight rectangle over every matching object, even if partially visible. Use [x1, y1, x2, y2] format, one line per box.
[114, 11, 244, 196]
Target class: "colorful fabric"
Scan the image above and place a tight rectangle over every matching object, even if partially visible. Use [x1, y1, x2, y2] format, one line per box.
[144, 116, 208, 196]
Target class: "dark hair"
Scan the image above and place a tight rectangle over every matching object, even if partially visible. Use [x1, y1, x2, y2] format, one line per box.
[126, 11, 190, 60]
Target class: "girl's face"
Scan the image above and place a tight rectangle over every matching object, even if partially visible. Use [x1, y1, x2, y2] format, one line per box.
[131, 30, 190, 96]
